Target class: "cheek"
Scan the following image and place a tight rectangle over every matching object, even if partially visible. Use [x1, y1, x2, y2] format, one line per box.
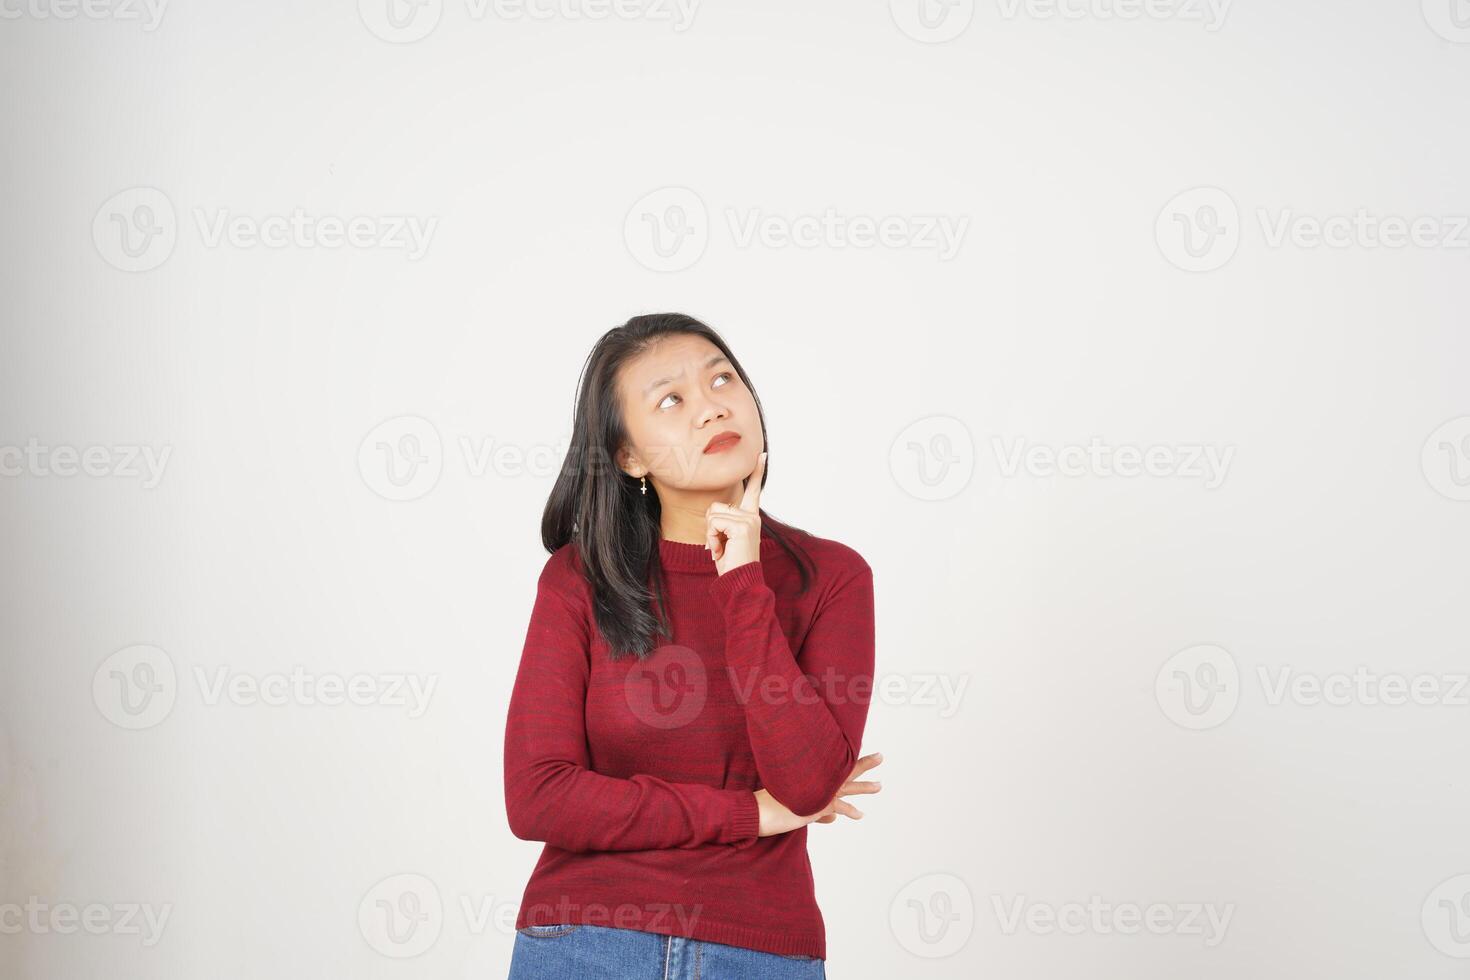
[643, 422, 693, 478]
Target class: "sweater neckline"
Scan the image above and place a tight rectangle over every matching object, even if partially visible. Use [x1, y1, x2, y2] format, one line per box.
[658, 533, 780, 573]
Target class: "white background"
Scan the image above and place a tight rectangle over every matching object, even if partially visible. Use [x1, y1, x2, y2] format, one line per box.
[2, 1, 1469, 977]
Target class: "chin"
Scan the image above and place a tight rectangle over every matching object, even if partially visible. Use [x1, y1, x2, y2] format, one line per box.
[702, 446, 750, 468]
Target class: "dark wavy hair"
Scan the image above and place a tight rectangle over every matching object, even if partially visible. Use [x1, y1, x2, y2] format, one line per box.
[541, 313, 815, 661]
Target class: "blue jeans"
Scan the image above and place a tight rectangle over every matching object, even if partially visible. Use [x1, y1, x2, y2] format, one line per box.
[507, 922, 826, 979]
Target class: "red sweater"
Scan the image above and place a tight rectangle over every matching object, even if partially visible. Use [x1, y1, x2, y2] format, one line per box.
[502, 527, 875, 960]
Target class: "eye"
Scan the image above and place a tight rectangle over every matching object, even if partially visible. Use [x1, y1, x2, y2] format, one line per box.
[656, 372, 734, 410]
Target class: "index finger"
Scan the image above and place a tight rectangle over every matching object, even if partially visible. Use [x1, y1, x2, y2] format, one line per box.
[847, 752, 882, 781]
[740, 451, 767, 512]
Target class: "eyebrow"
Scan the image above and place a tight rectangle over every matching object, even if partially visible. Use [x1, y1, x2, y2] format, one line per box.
[642, 354, 730, 397]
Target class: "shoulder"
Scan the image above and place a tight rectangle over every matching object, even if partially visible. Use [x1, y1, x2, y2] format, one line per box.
[798, 532, 870, 577]
[768, 522, 872, 591]
[537, 541, 593, 606]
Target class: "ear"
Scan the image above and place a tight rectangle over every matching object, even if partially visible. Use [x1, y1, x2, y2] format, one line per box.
[615, 446, 641, 479]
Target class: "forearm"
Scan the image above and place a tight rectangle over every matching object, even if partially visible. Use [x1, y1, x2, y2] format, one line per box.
[504, 758, 760, 851]
[709, 560, 875, 817]
[505, 561, 763, 852]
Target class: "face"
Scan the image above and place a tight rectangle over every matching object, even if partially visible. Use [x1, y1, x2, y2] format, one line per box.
[616, 334, 763, 492]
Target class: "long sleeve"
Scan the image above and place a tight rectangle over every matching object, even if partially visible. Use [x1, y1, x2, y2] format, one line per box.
[708, 557, 876, 817]
[503, 556, 762, 852]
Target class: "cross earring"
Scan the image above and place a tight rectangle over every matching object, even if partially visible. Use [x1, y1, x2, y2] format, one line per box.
[640, 476, 647, 495]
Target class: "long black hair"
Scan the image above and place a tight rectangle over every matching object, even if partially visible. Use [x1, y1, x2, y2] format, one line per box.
[541, 312, 816, 661]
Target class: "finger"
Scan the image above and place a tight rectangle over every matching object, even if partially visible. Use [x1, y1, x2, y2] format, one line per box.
[847, 752, 884, 780]
[813, 814, 837, 824]
[740, 452, 767, 512]
[705, 512, 754, 531]
[830, 800, 864, 820]
[834, 780, 883, 797]
[707, 502, 756, 523]
[705, 513, 755, 542]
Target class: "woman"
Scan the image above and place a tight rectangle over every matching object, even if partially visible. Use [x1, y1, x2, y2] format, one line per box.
[503, 313, 882, 979]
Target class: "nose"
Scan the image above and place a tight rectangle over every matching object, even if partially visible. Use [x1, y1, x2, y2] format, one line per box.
[693, 395, 729, 428]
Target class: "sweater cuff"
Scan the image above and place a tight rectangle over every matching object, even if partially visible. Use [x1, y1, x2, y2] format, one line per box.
[723, 789, 761, 845]
[708, 560, 765, 606]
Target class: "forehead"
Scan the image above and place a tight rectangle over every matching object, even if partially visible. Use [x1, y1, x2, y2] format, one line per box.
[621, 335, 724, 390]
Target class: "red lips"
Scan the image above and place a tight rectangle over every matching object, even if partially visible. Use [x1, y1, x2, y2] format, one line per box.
[704, 432, 741, 454]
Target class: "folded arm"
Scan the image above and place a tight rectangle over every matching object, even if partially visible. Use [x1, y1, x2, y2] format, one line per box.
[709, 558, 876, 817]
[504, 557, 761, 851]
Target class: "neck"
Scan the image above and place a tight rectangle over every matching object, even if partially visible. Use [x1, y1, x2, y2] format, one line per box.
[657, 526, 780, 572]
[656, 480, 744, 544]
